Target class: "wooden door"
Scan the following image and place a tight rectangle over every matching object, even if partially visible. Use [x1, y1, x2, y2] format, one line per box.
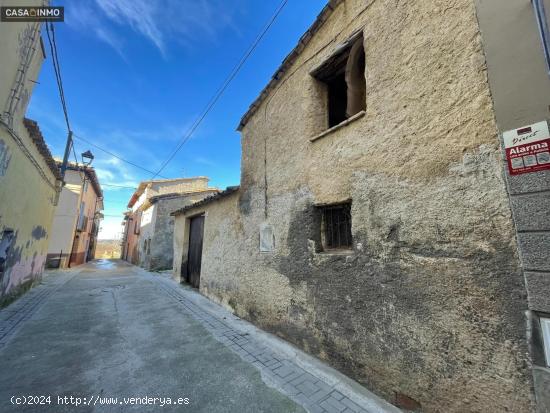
[186, 215, 204, 288]
[68, 235, 80, 267]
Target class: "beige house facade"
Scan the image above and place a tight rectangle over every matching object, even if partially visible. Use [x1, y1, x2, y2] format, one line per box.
[47, 163, 103, 268]
[0, 3, 62, 304]
[173, 0, 550, 411]
[121, 177, 218, 271]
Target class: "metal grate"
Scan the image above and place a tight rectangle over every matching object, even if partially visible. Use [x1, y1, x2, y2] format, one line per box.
[322, 203, 352, 249]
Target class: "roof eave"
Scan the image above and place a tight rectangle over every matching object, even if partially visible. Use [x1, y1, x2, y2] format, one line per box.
[236, 0, 343, 131]
[171, 186, 239, 216]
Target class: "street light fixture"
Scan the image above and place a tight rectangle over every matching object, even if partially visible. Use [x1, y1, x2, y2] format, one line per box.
[81, 150, 94, 167]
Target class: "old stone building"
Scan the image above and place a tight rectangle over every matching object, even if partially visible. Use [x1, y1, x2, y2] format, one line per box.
[172, 0, 550, 411]
[122, 177, 217, 271]
[0, 8, 62, 304]
[47, 161, 103, 268]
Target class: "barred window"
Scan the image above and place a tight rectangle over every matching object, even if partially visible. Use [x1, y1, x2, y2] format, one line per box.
[320, 202, 352, 250]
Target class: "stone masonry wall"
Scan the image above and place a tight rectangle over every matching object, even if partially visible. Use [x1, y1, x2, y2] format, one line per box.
[150, 178, 210, 197]
[148, 192, 218, 271]
[176, 0, 534, 411]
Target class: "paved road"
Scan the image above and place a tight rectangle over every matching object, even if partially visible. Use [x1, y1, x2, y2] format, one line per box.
[0, 260, 304, 413]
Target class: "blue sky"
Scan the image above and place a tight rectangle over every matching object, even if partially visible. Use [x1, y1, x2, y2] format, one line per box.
[28, 0, 326, 239]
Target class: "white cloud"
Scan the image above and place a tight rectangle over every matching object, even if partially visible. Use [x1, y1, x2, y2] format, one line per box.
[95, 167, 115, 181]
[94, 27, 127, 60]
[65, 0, 242, 58]
[95, 0, 165, 55]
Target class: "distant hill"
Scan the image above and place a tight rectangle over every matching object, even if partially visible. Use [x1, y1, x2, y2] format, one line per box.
[95, 239, 121, 259]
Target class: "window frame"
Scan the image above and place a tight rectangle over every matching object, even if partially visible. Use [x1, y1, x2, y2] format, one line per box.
[318, 201, 353, 251]
[311, 31, 366, 130]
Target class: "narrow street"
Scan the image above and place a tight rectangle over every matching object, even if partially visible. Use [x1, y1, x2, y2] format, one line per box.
[0, 260, 303, 413]
[0, 260, 393, 413]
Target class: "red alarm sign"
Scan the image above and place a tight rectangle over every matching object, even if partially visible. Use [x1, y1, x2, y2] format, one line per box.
[503, 121, 550, 175]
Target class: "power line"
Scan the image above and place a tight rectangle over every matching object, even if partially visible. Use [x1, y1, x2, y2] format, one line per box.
[101, 183, 137, 189]
[46, 22, 160, 181]
[73, 133, 168, 179]
[45, 20, 76, 180]
[150, 0, 289, 179]
[45, 22, 71, 132]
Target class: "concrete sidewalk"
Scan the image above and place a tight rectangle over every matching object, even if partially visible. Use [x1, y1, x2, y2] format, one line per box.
[134, 263, 400, 413]
[0, 259, 400, 413]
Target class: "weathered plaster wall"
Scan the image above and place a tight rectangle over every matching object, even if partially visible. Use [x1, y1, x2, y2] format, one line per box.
[148, 178, 211, 198]
[474, 1, 550, 411]
[175, 0, 534, 411]
[124, 210, 142, 265]
[0, 9, 41, 126]
[137, 204, 155, 269]
[0, 11, 58, 302]
[145, 192, 218, 271]
[69, 171, 101, 266]
[125, 177, 216, 269]
[47, 170, 82, 268]
[0, 122, 57, 301]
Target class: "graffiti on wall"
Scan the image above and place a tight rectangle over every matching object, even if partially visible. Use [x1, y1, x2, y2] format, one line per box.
[0, 139, 12, 177]
[0, 226, 48, 299]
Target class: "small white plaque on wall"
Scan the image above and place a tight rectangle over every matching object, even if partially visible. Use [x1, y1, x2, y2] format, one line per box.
[259, 223, 275, 252]
[542, 317, 550, 367]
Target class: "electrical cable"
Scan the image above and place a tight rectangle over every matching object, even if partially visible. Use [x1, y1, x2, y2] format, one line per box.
[45, 22, 71, 132]
[150, 0, 289, 179]
[73, 133, 168, 178]
[100, 183, 137, 189]
[44, 1, 289, 184]
[46, 24, 168, 180]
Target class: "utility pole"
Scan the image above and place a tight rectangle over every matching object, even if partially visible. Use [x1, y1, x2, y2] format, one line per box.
[59, 130, 73, 181]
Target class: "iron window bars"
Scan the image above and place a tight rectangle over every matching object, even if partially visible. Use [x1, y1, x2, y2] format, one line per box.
[321, 203, 352, 249]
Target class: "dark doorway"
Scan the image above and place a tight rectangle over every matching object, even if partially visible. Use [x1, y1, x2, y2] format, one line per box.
[186, 215, 204, 288]
[68, 235, 80, 268]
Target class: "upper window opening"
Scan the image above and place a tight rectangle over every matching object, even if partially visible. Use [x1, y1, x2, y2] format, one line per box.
[312, 34, 366, 128]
